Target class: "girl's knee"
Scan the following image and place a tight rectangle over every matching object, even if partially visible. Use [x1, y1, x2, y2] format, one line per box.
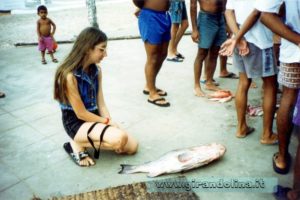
[127, 141, 138, 155]
[113, 130, 128, 150]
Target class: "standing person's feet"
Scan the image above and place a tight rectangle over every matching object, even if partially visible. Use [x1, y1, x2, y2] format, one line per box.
[250, 81, 257, 88]
[194, 87, 206, 97]
[205, 83, 221, 91]
[148, 94, 170, 107]
[0, 92, 5, 98]
[260, 133, 278, 145]
[219, 72, 238, 79]
[236, 126, 255, 138]
[272, 152, 291, 174]
[42, 59, 47, 64]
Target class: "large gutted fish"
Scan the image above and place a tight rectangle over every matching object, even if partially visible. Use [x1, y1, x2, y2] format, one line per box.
[119, 143, 226, 177]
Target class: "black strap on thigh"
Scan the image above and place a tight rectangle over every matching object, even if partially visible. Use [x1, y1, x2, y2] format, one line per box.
[87, 122, 110, 159]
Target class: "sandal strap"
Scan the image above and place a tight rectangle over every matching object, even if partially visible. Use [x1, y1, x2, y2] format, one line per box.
[87, 122, 110, 159]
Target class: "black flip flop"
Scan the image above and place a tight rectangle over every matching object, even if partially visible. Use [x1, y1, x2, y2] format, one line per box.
[272, 152, 291, 174]
[143, 89, 167, 96]
[166, 57, 183, 62]
[176, 53, 185, 59]
[219, 72, 238, 79]
[148, 98, 170, 107]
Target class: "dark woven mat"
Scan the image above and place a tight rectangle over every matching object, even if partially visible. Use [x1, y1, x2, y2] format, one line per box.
[48, 178, 199, 200]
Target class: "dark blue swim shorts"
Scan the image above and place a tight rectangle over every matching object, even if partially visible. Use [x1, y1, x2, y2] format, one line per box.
[138, 8, 171, 45]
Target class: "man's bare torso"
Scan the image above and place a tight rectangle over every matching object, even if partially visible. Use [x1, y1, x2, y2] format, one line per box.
[199, 0, 226, 13]
[144, 0, 170, 11]
[38, 18, 52, 37]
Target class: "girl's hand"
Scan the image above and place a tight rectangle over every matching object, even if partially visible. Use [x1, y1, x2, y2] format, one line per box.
[108, 120, 119, 128]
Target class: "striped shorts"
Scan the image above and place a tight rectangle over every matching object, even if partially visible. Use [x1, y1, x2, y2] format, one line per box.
[278, 63, 300, 89]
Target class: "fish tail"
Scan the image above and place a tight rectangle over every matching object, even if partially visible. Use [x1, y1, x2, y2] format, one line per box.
[118, 164, 137, 174]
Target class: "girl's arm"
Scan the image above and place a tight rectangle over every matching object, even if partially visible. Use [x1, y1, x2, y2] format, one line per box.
[96, 68, 111, 119]
[65, 73, 108, 124]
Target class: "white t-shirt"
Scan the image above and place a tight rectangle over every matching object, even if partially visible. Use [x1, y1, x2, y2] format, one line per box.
[226, 0, 273, 49]
[256, 0, 300, 63]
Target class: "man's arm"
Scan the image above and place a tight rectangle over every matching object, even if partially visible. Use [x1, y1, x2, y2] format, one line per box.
[190, 0, 198, 42]
[224, 9, 239, 35]
[37, 20, 41, 40]
[234, 9, 260, 43]
[260, 12, 300, 45]
[50, 19, 56, 36]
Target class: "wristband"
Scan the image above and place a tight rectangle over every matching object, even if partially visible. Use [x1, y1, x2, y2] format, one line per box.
[104, 118, 110, 125]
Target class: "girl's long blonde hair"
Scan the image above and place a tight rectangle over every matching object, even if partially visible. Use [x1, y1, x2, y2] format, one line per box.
[54, 27, 107, 103]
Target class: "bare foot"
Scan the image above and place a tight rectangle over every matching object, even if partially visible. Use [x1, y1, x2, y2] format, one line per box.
[260, 133, 278, 145]
[236, 126, 255, 138]
[250, 82, 257, 88]
[205, 83, 221, 91]
[194, 87, 206, 97]
[70, 142, 95, 166]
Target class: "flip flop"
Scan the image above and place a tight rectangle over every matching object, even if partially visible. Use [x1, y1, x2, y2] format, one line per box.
[52, 58, 58, 63]
[166, 57, 183, 62]
[143, 89, 167, 96]
[147, 97, 170, 107]
[0, 92, 5, 98]
[273, 185, 292, 200]
[219, 72, 238, 79]
[176, 53, 185, 59]
[236, 127, 255, 138]
[42, 60, 47, 64]
[272, 152, 291, 174]
[200, 79, 220, 86]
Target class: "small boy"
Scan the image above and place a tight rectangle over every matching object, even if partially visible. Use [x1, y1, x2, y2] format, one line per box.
[37, 5, 58, 64]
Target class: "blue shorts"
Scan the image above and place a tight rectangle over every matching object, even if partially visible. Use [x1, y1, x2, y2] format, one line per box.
[169, 0, 188, 24]
[197, 11, 227, 49]
[138, 8, 171, 45]
[233, 42, 277, 79]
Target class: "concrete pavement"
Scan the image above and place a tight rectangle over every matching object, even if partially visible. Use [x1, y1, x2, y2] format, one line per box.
[0, 1, 298, 199]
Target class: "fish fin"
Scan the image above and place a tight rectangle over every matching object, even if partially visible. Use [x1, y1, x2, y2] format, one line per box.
[147, 170, 164, 178]
[118, 164, 137, 174]
[178, 153, 193, 163]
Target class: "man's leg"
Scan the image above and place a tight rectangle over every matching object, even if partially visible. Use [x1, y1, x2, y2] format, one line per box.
[260, 75, 278, 144]
[168, 23, 180, 58]
[205, 46, 220, 91]
[235, 73, 253, 137]
[219, 55, 229, 76]
[194, 48, 208, 97]
[173, 19, 189, 52]
[144, 42, 169, 105]
[275, 87, 298, 170]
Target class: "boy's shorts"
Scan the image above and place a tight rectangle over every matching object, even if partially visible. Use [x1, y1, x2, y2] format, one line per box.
[233, 42, 277, 78]
[38, 36, 54, 52]
[278, 63, 300, 89]
[169, 0, 188, 24]
[197, 11, 227, 49]
[138, 8, 171, 45]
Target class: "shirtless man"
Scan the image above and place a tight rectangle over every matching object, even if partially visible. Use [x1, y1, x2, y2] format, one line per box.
[133, 0, 171, 107]
[36, 5, 58, 64]
[190, 0, 227, 96]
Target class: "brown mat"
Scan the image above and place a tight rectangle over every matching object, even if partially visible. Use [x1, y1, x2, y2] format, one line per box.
[47, 178, 199, 200]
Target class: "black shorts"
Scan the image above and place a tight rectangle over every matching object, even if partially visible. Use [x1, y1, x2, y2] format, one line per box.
[62, 109, 99, 139]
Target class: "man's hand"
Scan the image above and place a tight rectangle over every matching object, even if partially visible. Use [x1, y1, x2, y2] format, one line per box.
[191, 30, 199, 43]
[219, 38, 249, 56]
[219, 38, 237, 56]
[237, 39, 249, 56]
